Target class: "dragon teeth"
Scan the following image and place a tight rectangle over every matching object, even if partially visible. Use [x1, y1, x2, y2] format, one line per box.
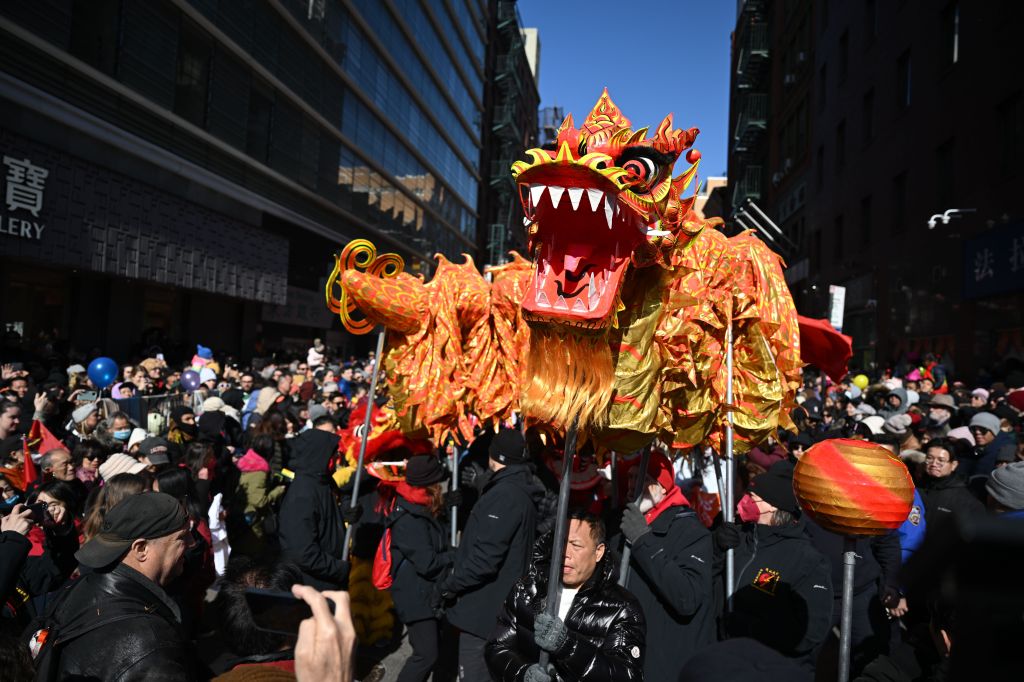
[536, 290, 551, 307]
[523, 216, 531, 226]
[586, 188, 603, 212]
[603, 197, 614, 229]
[530, 184, 545, 207]
[548, 185, 565, 209]
[567, 187, 584, 211]
[572, 298, 588, 313]
[554, 295, 569, 311]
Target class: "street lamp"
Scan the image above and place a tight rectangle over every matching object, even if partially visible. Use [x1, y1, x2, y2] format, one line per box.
[926, 208, 976, 229]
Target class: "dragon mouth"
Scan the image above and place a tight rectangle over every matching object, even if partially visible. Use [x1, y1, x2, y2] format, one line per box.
[518, 172, 647, 331]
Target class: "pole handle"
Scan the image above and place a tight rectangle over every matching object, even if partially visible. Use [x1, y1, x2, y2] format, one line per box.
[538, 416, 580, 669]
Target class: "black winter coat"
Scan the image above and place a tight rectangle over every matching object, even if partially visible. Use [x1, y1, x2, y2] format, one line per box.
[724, 519, 834, 669]
[919, 473, 985, 527]
[38, 563, 197, 680]
[278, 429, 345, 590]
[442, 464, 541, 638]
[485, 535, 646, 682]
[623, 504, 715, 677]
[388, 494, 452, 623]
[805, 521, 901, 599]
[0, 530, 30, 612]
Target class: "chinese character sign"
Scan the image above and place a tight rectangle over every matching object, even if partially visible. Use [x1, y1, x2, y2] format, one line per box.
[963, 223, 1024, 300]
[3, 156, 48, 217]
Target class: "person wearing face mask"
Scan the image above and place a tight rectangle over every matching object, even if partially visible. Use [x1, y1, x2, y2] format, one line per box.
[167, 405, 198, 451]
[714, 460, 833, 671]
[615, 451, 714, 678]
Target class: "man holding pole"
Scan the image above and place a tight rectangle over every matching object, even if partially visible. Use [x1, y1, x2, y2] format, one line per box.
[617, 451, 715, 678]
[486, 511, 645, 682]
[435, 429, 542, 681]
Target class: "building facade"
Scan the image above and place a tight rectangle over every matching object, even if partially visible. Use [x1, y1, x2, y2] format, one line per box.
[0, 0, 499, 357]
[478, 0, 540, 266]
[728, 0, 1024, 381]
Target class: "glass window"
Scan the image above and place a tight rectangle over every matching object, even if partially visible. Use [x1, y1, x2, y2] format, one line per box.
[246, 78, 274, 163]
[448, 0, 486, 65]
[897, 50, 911, 110]
[175, 18, 212, 127]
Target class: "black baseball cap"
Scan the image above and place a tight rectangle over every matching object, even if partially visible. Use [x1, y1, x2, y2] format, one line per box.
[138, 437, 171, 465]
[75, 492, 188, 568]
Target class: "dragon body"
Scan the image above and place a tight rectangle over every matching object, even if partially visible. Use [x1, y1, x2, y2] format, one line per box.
[333, 91, 801, 453]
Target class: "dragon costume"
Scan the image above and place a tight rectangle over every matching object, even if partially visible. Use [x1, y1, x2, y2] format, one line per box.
[329, 90, 801, 454]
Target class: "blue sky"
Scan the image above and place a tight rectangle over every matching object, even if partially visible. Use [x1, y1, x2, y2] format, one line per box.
[517, 0, 734, 178]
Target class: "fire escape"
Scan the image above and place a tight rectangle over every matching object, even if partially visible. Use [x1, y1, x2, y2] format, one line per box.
[732, 2, 770, 210]
[487, 1, 534, 265]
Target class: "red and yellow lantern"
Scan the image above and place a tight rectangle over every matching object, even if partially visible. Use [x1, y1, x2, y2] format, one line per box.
[793, 439, 915, 536]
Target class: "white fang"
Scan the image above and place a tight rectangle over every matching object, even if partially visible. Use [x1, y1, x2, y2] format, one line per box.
[567, 187, 584, 211]
[603, 197, 614, 229]
[548, 185, 565, 209]
[572, 298, 588, 313]
[586, 188, 603, 212]
[530, 184, 545, 207]
[554, 296, 569, 311]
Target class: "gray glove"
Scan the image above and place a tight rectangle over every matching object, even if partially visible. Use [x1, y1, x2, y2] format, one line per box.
[524, 663, 554, 682]
[621, 502, 651, 544]
[534, 612, 569, 654]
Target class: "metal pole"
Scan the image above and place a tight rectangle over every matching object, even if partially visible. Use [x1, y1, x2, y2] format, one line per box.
[609, 451, 619, 511]
[617, 448, 652, 586]
[538, 416, 580, 670]
[449, 440, 459, 547]
[838, 537, 857, 682]
[341, 328, 386, 562]
[724, 324, 736, 610]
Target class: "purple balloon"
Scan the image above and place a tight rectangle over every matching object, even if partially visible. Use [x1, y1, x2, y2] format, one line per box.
[181, 369, 201, 391]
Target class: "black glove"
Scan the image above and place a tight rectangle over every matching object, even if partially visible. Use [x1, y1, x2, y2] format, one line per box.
[342, 504, 363, 525]
[620, 502, 651, 544]
[431, 581, 456, 618]
[459, 463, 478, 489]
[444, 489, 463, 509]
[713, 522, 742, 551]
[881, 586, 901, 610]
[524, 663, 554, 682]
[533, 612, 569, 654]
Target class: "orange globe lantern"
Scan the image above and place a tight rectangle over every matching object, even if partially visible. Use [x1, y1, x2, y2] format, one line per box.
[793, 439, 915, 536]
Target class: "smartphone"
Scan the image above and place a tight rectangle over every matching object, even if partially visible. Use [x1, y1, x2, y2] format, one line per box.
[26, 502, 48, 525]
[244, 588, 335, 637]
[79, 391, 98, 401]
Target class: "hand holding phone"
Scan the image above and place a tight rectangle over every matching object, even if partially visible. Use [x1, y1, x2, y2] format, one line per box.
[244, 588, 336, 637]
[26, 502, 48, 525]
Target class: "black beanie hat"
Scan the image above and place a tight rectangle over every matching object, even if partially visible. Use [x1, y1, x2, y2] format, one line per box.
[405, 454, 445, 487]
[750, 460, 800, 514]
[489, 429, 528, 465]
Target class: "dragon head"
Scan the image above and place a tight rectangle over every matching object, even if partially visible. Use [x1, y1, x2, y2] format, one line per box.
[512, 89, 702, 332]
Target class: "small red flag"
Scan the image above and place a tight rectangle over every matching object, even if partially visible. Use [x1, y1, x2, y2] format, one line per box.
[28, 420, 65, 454]
[22, 436, 39, 486]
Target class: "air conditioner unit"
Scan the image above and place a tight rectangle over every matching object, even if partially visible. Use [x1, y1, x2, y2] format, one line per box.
[784, 73, 796, 86]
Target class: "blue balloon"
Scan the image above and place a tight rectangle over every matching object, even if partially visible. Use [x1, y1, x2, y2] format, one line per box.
[181, 370, 201, 392]
[87, 357, 119, 389]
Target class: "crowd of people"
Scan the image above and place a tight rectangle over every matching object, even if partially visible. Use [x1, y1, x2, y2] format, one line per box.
[0, 337, 1021, 681]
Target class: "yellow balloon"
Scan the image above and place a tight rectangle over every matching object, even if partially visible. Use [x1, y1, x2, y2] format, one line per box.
[852, 374, 869, 390]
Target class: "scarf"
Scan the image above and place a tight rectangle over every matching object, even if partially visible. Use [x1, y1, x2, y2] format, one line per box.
[644, 484, 689, 524]
[396, 481, 432, 507]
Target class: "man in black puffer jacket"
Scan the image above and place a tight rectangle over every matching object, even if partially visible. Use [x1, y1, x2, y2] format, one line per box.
[278, 421, 346, 590]
[486, 511, 645, 682]
[438, 429, 542, 680]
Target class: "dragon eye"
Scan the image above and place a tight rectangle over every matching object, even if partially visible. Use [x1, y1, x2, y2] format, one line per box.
[622, 157, 657, 184]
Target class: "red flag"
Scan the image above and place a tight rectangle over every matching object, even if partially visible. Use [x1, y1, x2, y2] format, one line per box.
[27, 420, 65, 454]
[22, 436, 39, 487]
[797, 315, 853, 383]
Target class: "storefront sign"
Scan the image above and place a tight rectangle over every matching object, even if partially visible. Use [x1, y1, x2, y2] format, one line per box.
[828, 284, 846, 332]
[963, 222, 1024, 300]
[0, 155, 47, 240]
